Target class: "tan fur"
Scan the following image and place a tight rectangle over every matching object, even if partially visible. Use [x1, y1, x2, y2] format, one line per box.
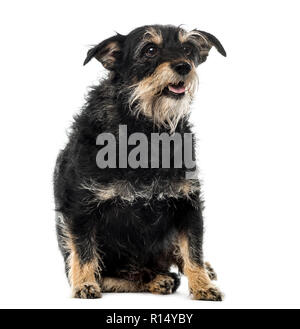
[129, 62, 198, 132]
[175, 180, 199, 198]
[179, 29, 212, 57]
[68, 243, 98, 287]
[72, 281, 101, 298]
[178, 234, 222, 300]
[133, 27, 163, 59]
[102, 275, 175, 294]
[95, 186, 117, 201]
[81, 178, 200, 203]
[146, 274, 175, 294]
[100, 41, 120, 69]
[56, 217, 101, 297]
[81, 180, 136, 202]
[68, 239, 101, 297]
[205, 261, 218, 281]
[144, 27, 163, 45]
[102, 277, 145, 292]
[179, 29, 209, 46]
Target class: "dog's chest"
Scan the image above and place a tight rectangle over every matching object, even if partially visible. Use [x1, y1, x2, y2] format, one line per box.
[82, 178, 200, 203]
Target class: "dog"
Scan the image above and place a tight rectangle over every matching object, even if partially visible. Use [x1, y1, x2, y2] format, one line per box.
[54, 24, 226, 300]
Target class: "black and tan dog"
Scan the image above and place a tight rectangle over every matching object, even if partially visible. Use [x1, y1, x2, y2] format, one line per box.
[54, 24, 226, 300]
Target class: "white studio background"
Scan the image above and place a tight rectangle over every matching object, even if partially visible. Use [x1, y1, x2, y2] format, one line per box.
[0, 0, 299, 309]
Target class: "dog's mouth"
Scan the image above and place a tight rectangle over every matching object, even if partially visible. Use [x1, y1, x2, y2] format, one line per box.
[168, 81, 186, 95]
[163, 81, 186, 98]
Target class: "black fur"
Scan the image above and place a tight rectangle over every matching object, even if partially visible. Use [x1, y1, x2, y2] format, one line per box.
[54, 24, 225, 298]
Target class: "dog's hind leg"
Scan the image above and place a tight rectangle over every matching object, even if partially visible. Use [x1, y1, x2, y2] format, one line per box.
[102, 272, 180, 294]
[102, 277, 145, 292]
[145, 272, 180, 295]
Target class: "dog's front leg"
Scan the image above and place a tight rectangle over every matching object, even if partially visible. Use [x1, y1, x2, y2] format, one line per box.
[178, 207, 223, 301]
[67, 216, 102, 299]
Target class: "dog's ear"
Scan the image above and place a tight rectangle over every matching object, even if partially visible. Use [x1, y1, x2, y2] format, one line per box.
[196, 30, 226, 57]
[187, 30, 226, 64]
[83, 33, 126, 69]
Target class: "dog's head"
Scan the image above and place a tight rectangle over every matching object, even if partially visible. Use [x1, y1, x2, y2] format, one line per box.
[84, 25, 226, 132]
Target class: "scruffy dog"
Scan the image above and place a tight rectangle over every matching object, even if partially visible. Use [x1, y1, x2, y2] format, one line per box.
[54, 25, 226, 300]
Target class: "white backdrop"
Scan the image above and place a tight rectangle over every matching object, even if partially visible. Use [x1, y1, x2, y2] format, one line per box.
[0, 0, 299, 309]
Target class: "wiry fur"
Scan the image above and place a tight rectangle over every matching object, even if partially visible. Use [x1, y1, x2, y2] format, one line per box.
[129, 62, 198, 132]
[80, 178, 201, 203]
[54, 24, 226, 300]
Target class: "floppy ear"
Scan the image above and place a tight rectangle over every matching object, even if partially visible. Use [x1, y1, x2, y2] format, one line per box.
[184, 29, 226, 65]
[83, 33, 126, 70]
[196, 30, 226, 57]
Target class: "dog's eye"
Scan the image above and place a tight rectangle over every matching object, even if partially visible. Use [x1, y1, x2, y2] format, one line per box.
[144, 45, 158, 58]
[183, 45, 192, 56]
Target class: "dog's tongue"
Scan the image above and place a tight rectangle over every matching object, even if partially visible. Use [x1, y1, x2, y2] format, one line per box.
[168, 84, 186, 94]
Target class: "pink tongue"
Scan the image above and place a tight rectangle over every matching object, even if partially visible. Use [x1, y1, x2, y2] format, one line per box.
[168, 85, 186, 94]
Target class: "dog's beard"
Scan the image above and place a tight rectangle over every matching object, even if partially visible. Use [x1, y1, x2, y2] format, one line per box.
[129, 63, 199, 133]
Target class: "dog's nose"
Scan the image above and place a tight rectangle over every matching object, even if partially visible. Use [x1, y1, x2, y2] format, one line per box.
[172, 62, 191, 76]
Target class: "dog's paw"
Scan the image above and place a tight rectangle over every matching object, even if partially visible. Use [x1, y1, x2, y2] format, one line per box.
[73, 282, 102, 299]
[147, 274, 178, 295]
[190, 285, 223, 301]
[205, 262, 217, 281]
